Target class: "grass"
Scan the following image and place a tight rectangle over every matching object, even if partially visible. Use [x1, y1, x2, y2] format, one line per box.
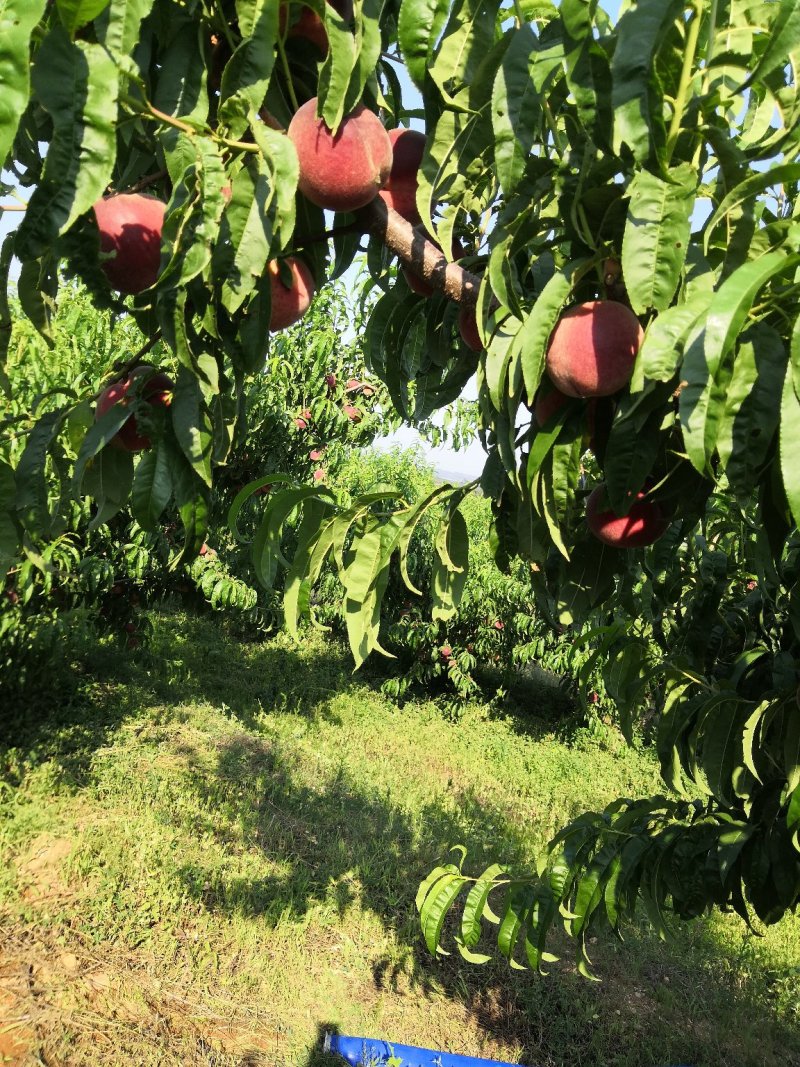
[1, 609, 799, 1066]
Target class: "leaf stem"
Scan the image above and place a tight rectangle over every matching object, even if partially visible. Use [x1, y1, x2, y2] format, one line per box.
[147, 103, 197, 136]
[666, 5, 702, 164]
[214, 0, 237, 54]
[277, 35, 300, 114]
[542, 99, 566, 158]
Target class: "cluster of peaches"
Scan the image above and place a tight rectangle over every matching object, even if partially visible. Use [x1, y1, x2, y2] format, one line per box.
[89, 1, 666, 549]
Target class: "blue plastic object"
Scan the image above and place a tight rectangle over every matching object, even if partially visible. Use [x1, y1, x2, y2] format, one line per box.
[324, 1032, 519, 1066]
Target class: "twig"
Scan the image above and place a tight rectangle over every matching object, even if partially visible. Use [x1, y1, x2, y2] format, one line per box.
[128, 170, 168, 194]
[110, 330, 164, 377]
[292, 220, 364, 250]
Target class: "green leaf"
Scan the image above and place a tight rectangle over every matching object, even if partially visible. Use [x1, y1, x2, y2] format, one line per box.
[681, 251, 800, 474]
[152, 9, 208, 124]
[16, 27, 118, 259]
[744, 0, 800, 87]
[80, 444, 134, 529]
[251, 486, 323, 590]
[130, 439, 173, 531]
[0, 460, 20, 562]
[396, 483, 458, 595]
[0, 0, 48, 170]
[398, 0, 452, 91]
[717, 323, 786, 498]
[96, 0, 155, 59]
[704, 163, 800, 256]
[461, 863, 505, 949]
[318, 2, 358, 129]
[282, 496, 334, 636]
[622, 164, 697, 315]
[491, 26, 564, 197]
[157, 135, 227, 291]
[427, 0, 501, 107]
[15, 408, 70, 536]
[560, 0, 612, 150]
[171, 370, 213, 488]
[219, 2, 280, 138]
[72, 404, 132, 493]
[785, 699, 800, 795]
[780, 353, 800, 530]
[700, 695, 750, 806]
[56, 0, 110, 35]
[17, 256, 57, 346]
[172, 459, 209, 564]
[497, 881, 534, 966]
[419, 865, 468, 955]
[431, 507, 469, 622]
[639, 297, 710, 382]
[250, 119, 299, 253]
[611, 0, 684, 163]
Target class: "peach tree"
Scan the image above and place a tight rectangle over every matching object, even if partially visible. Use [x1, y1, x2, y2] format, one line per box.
[2, 0, 800, 972]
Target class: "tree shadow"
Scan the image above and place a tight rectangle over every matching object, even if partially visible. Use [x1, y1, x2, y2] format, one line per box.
[4, 609, 799, 1066]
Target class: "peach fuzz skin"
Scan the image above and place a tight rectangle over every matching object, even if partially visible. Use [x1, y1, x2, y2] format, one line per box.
[287, 99, 392, 213]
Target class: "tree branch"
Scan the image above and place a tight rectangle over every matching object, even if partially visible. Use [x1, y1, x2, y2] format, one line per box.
[356, 199, 481, 307]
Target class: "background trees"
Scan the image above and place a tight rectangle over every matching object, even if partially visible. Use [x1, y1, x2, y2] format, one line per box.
[2, 0, 800, 973]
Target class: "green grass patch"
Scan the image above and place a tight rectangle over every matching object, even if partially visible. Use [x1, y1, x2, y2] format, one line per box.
[1, 610, 798, 1066]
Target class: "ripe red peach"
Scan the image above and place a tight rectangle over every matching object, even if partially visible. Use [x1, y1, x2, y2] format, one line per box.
[546, 300, 643, 398]
[267, 257, 316, 331]
[279, 3, 328, 54]
[586, 485, 669, 548]
[95, 365, 174, 452]
[533, 381, 572, 428]
[378, 128, 426, 224]
[287, 98, 392, 212]
[458, 306, 483, 352]
[93, 193, 166, 294]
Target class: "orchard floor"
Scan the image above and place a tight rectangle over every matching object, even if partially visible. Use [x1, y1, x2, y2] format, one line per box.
[1, 611, 799, 1067]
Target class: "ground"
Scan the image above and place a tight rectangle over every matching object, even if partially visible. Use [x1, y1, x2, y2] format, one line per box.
[1, 611, 798, 1066]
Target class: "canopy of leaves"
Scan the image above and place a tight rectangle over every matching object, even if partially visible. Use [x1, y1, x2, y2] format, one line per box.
[2, 0, 800, 973]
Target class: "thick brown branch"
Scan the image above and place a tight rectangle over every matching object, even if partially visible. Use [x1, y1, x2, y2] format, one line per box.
[356, 199, 481, 307]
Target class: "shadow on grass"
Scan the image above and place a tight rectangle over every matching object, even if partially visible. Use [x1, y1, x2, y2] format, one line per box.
[3, 608, 799, 1067]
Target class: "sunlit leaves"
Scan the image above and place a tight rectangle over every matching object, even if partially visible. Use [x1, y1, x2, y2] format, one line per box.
[398, 0, 451, 90]
[56, 0, 111, 36]
[622, 164, 697, 315]
[0, 0, 47, 170]
[16, 27, 118, 260]
[611, 0, 684, 164]
[491, 26, 564, 197]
